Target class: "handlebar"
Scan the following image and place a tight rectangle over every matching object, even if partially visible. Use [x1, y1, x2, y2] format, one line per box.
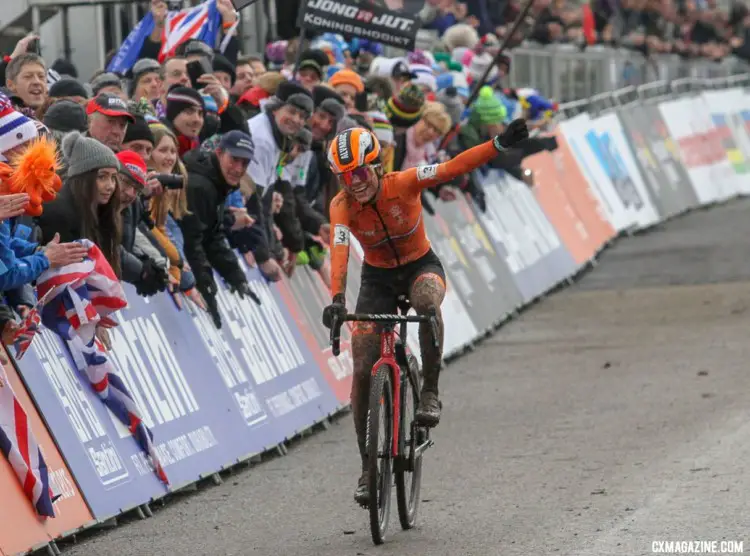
[329, 309, 440, 356]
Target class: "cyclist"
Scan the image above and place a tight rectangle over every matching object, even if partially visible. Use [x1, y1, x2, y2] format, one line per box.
[322, 119, 529, 506]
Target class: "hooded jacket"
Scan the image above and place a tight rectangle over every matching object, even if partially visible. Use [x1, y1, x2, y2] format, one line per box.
[179, 149, 247, 297]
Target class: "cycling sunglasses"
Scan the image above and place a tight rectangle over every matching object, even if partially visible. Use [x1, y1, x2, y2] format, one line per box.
[336, 165, 379, 188]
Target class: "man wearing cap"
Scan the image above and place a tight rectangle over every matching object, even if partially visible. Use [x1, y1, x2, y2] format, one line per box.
[164, 86, 206, 156]
[180, 129, 260, 329]
[86, 92, 135, 152]
[130, 58, 163, 102]
[245, 81, 314, 281]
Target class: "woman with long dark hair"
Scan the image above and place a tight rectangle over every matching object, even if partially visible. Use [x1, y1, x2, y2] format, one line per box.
[37, 131, 123, 277]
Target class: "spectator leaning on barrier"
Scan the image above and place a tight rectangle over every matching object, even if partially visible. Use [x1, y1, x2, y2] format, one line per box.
[86, 92, 135, 153]
[4, 53, 48, 114]
[180, 130, 259, 329]
[116, 150, 170, 297]
[246, 80, 313, 281]
[147, 123, 201, 298]
[37, 131, 123, 276]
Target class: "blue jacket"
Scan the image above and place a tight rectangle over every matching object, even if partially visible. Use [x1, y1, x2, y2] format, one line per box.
[0, 221, 50, 291]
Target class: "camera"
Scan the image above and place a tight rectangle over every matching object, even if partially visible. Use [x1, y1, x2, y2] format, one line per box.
[154, 173, 184, 190]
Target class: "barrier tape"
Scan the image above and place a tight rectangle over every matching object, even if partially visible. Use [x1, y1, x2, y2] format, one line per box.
[3, 84, 750, 555]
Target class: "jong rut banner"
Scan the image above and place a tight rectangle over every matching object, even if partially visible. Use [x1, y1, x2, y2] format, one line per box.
[296, 0, 420, 50]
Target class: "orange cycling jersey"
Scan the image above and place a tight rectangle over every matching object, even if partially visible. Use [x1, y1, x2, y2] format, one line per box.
[329, 139, 501, 297]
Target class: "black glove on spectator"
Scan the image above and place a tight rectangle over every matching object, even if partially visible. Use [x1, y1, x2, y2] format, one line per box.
[322, 294, 347, 329]
[493, 119, 529, 150]
[136, 259, 170, 297]
[230, 281, 261, 305]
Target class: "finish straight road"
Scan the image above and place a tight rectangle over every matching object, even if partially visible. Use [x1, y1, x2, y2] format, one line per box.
[63, 200, 750, 556]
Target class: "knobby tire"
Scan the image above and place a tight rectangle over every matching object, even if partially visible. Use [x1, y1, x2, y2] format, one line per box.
[367, 364, 394, 545]
[396, 354, 423, 530]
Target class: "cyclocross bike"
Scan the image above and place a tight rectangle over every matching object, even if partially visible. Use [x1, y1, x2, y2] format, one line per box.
[330, 296, 439, 545]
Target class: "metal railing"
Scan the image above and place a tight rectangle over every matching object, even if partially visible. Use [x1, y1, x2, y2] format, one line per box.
[509, 43, 750, 103]
[402, 30, 750, 103]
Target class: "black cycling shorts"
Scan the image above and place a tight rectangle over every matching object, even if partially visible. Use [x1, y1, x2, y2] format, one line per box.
[355, 249, 446, 315]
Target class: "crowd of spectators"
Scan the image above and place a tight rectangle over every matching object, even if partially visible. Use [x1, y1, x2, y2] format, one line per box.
[403, 0, 750, 62]
[6, 0, 735, 346]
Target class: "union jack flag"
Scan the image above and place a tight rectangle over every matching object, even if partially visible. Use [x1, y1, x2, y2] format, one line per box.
[36, 240, 169, 485]
[158, 0, 223, 62]
[0, 361, 56, 517]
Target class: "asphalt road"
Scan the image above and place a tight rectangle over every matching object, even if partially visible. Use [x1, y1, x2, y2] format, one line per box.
[61, 200, 750, 556]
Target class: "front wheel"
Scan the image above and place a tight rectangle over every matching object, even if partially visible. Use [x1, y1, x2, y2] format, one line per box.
[396, 354, 424, 530]
[367, 364, 394, 545]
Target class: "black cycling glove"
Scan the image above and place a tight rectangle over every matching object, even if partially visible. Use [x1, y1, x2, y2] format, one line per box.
[493, 118, 529, 151]
[322, 294, 347, 329]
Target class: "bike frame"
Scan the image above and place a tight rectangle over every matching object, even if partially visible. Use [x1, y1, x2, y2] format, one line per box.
[373, 322, 406, 457]
[330, 307, 438, 458]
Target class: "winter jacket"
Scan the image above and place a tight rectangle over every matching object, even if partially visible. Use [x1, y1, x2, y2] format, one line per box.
[179, 149, 247, 298]
[0, 221, 49, 291]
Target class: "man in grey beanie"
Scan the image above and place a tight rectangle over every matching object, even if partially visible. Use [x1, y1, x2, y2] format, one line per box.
[129, 58, 162, 102]
[90, 72, 126, 100]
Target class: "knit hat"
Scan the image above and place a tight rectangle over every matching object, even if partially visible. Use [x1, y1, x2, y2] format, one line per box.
[116, 150, 148, 189]
[385, 83, 425, 129]
[123, 115, 155, 145]
[0, 93, 39, 156]
[181, 39, 214, 61]
[298, 49, 329, 79]
[51, 58, 78, 79]
[471, 86, 507, 125]
[129, 58, 161, 97]
[409, 64, 437, 92]
[43, 99, 88, 133]
[91, 72, 123, 96]
[166, 86, 205, 122]
[49, 77, 89, 99]
[329, 69, 365, 93]
[274, 81, 314, 116]
[62, 130, 119, 178]
[312, 86, 346, 122]
[368, 111, 394, 145]
[212, 53, 236, 85]
[469, 52, 499, 85]
[436, 88, 463, 126]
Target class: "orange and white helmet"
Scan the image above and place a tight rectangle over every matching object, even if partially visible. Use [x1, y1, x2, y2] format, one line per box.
[327, 127, 381, 176]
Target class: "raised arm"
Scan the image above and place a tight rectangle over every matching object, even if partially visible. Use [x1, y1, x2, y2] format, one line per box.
[392, 119, 529, 193]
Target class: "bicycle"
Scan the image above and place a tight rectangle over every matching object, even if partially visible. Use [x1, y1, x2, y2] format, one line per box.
[330, 296, 439, 545]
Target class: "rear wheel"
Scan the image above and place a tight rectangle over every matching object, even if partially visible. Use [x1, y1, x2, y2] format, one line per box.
[367, 364, 394, 545]
[396, 354, 424, 530]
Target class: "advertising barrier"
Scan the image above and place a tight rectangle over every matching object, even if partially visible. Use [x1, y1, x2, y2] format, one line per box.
[0, 352, 93, 556]
[3, 83, 750, 555]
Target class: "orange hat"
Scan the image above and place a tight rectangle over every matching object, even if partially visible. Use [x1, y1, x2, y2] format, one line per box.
[329, 69, 365, 94]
